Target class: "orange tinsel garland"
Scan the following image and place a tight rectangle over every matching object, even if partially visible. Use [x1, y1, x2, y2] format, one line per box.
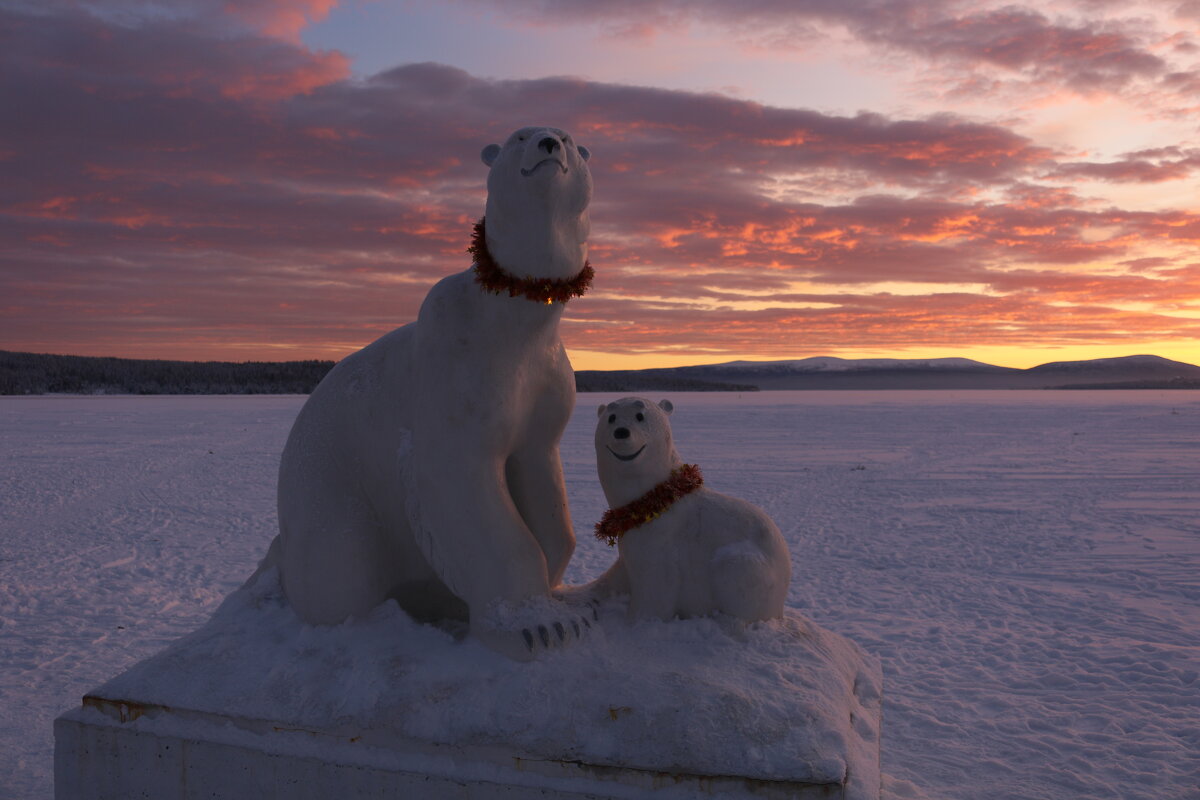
[594, 464, 704, 547]
[468, 217, 594, 304]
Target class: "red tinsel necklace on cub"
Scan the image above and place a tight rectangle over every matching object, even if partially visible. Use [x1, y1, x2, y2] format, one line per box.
[594, 464, 704, 547]
[469, 217, 594, 304]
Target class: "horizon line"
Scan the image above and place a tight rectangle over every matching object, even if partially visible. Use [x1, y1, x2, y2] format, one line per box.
[5, 349, 1198, 373]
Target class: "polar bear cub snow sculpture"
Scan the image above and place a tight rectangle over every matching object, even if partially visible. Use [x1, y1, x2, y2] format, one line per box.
[265, 127, 595, 661]
[593, 397, 791, 623]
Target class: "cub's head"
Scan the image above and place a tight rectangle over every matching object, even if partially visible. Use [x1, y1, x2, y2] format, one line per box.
[481, 126, 592, 217]
[594, 397, 680, 506]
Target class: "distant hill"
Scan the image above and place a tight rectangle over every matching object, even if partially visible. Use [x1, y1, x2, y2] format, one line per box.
[1027, 355, 1200, 384]
[4, 351, 1199, 395]
[576, 354, 1200, 392]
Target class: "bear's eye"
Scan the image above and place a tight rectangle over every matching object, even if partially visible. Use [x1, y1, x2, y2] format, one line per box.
[608, 414, 616, 424]
[636, 412, 645, 422]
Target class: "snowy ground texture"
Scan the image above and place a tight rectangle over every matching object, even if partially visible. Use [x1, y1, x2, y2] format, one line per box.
[2, 391, 1198, 799]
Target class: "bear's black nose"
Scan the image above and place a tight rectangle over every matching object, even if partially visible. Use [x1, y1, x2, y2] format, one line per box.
[538, 137, 559, 155]
[613, 427, 630, 440]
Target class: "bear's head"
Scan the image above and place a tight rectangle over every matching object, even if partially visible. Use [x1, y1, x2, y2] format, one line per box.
[479, 126, 592, 280]
[595, 397, 681, 507]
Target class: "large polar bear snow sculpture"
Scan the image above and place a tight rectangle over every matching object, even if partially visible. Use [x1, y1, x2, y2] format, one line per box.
[264, 126, 595, 660]
[590, 397, 791, 623]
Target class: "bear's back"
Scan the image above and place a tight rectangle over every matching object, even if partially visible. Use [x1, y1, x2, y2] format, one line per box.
[693, 488, 785, 552]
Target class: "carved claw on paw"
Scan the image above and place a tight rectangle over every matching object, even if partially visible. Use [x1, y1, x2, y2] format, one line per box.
[475, 598, 597, 661]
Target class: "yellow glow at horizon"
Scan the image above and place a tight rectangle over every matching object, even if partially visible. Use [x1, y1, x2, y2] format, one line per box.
[54, 338, 1200, 371]
[566, 341, 1200, 372]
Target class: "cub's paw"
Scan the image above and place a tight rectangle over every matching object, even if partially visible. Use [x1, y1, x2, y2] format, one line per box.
[473, 596, 597, 662]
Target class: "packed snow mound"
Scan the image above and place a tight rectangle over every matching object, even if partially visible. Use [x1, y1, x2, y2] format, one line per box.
[91, 568, 882, 796]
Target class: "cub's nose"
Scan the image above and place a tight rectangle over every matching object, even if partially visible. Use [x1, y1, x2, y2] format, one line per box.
[613, 427, 630, 440]
[538, 137, 560, 155]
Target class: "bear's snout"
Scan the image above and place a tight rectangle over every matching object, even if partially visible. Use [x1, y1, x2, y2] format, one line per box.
[613, 427, 630, 440]
[518, 132, 569, 177]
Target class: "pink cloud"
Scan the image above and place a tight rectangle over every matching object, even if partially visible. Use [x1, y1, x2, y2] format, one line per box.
[888, 8, 1165, 91]
[2, 6, 347, 104]
[1, 6, 1198, 363]
[222, 0, 340, 41]
[467, 0, 1194, 101]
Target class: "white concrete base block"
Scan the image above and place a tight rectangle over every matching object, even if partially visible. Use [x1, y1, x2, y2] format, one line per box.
[55, 698, 849, 799]
[54, 573, 882, 799]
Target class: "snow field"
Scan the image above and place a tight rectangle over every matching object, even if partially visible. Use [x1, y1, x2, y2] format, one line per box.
[1, 391, 1198, 799]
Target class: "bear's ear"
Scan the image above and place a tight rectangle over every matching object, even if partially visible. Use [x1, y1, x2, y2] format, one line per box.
[578, 145, 591, 162]
[481, 144, 501, 167]
[597, 403, 608, 418]
[658, 399, 674, 415]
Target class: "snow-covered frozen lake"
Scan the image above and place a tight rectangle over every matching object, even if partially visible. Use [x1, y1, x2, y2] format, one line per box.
[2, 391, 1197, 799]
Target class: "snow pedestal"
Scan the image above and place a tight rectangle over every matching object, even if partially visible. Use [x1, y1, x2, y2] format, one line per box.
[55, 572, 882, 799]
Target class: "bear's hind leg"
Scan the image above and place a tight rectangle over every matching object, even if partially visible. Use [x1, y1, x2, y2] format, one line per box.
[280, 497, 403, 626]
[712, 546, 786, 623]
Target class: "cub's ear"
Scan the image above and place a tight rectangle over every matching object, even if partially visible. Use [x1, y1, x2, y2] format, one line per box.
[578, 145, 591, 162]
[658, 399, 674, 415]
[481, 144, 501, 167]
[597, 403, 609, 418]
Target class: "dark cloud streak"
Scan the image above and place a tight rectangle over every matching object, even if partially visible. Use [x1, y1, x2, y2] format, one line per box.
[1049, 147, 1200, 183]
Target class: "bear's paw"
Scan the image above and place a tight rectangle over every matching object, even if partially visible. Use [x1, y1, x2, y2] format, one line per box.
[473, 596, 599, 662]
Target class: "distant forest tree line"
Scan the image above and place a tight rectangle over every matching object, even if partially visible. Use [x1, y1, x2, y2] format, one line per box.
[0, 351, 755, 395]
[0, 351, 336, 395]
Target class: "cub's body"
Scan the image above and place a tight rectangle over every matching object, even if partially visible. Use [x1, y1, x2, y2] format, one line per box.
[593, 397, 791, 623]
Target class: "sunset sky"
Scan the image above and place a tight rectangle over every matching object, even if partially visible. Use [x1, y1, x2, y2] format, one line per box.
[4, 0, 1200, 370]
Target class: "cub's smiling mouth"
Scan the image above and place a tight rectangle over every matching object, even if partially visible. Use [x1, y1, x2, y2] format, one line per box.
[607, 445, 645, 462]
[521, 158, 567, 176]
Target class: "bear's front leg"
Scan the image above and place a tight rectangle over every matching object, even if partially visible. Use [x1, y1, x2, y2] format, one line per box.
[413, 454, 594, 660]
[414, 454, 549, 604]
[504, 445, 575, 587]
[506, 445, 614, 640]
[620, 530, 685, 622]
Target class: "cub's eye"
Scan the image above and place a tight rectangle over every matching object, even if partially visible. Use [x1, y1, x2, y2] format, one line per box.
[608, 414, 616, 424]
[636, 412, 645, 422]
